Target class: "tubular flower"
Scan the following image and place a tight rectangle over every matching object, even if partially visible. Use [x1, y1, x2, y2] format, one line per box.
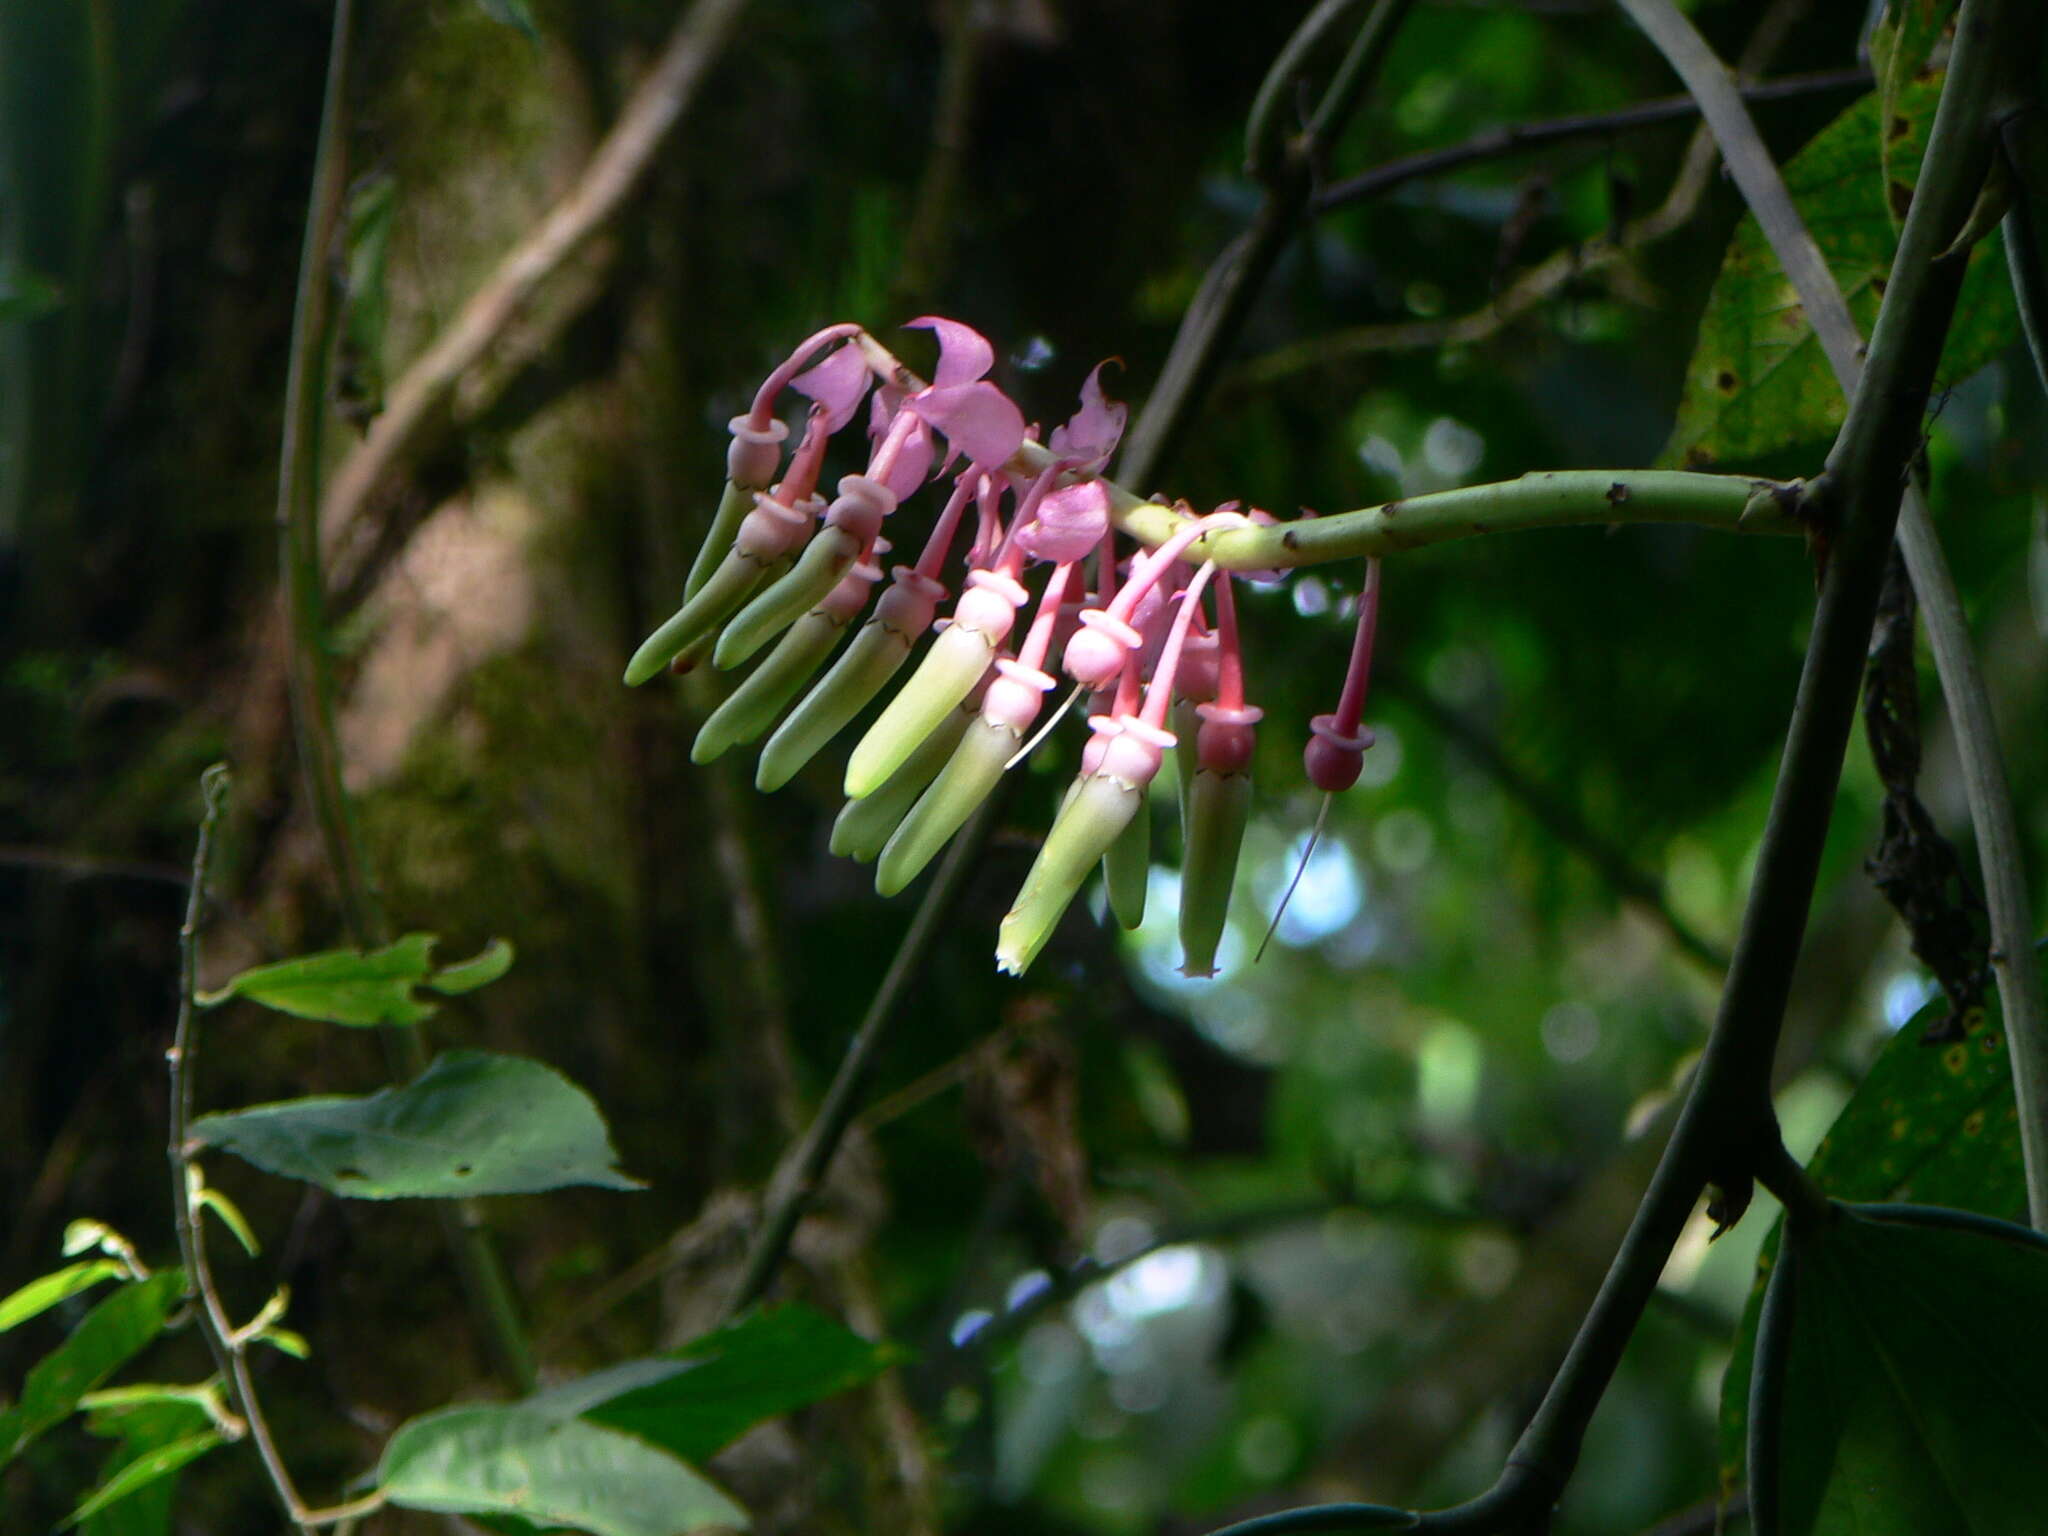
[627, 319, 1391, 976]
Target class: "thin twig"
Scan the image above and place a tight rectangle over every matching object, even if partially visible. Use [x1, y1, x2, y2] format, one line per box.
[319, 0, 754, 606]
[1615, 0, 2048, 1225]
[1209, 3, 2028, 1529]
[269, 0, 536, 1390]
[723, 798, 996, 1319]
[168, 766, 310, 1533]
[1311, 68, 1868, 216]
[1118, 0, 1418, 487]
[0, 845, 190, 887]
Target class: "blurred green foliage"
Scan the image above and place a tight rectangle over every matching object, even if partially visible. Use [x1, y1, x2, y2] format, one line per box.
[1, 1, 2042, 1533]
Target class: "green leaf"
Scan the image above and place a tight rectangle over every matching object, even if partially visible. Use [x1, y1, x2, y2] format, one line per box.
[65, 1431, 222, 1529]
[378, 1405, 746, 1536]
[428, 937, 516, 995]
[0, 1260, 124, 1333]
[338, 172, 397, 417]
[197, 932, 516, 1026]
[79, 1398, 216, 1536]
[0, 264, 62, 323]
[1752, 1205, 2048, 1535]
[189, 1049, 643, 1198]
[0, 1272, 183, 1464]
[1718, 985, 2029, 1494]
[1870, 0, 1956, 210]
[192, 1182, 261, 1256]
[535, 1305, 899, 1464]
[476, 0, 540, 42]
[1662, 80, 2016, 469]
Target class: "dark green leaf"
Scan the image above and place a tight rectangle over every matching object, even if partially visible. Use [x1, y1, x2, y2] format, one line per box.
[80, 1399, 215, 1536]
[197, 932, 516, 1026]
[0, 1259, 124, 1333]
[1719, 986, 2029, 1493]
[536, 1305, 898, 1463]
[1662, 81, 2016, 469]
[476, 0, 540, 42]
[1753, 1205, 2048, 1535]
[0, 264, 62, 323]
[378, 1405, 746, 1536]
[190, 1049, 643, 1198]
[0, 1272, 183, 1464]
[339, 172, 397, 417]
[65, 1431, 222, 1529]
[1870, 0, 1956, 209]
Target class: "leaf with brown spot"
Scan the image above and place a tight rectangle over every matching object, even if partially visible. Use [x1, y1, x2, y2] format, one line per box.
[1662, 81, 2015, 470]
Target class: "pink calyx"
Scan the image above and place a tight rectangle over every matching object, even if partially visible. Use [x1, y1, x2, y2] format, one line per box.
[1302, 558, 1382, 792]
[821, 473, 898, 545]
[983, 564, 1074, 731]
[1063, 510, 1247, 688]
[873, 566, 946, 639]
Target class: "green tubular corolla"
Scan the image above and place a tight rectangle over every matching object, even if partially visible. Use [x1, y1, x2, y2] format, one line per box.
[831, 699, 979, 862]
[1103, 796, 1150, 929]
[844, 622, 995, 798]
[1178, 769, 1252, 978]
[996, 771, 1143, 976]
[714, 527, 860, 669]
[1171, 697, 1201, 832]
[691, 608, 852, 764]
[686, 480, 754, 600]
[876, 715, 1018, 897]
[623, 553, 771, 687]
[757, 618, 917, 792]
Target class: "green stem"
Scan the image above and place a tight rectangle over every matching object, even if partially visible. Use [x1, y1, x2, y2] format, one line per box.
[1621, 0, 2047, 1226]
[1113, 470, 1806, 569]
[1118, 0, 1417, 488]
[722, 797, 996, 1319]
[168, 768, 312, 1534]
[270, 0, 535, 1392]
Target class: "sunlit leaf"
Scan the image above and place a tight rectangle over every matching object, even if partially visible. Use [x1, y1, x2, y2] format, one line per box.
[534, 1305, 899, 1463]
[190, 1049, 643, 1198]
[0, 1260, 124, 1334]
[1870, 0, 1957, 212]
[1751, 1205, 2048, 1535]
[378, 1405, 746, 1536]
[197, 933, 514, 1026]
[0, 1272, 183, 1464]
[64, 1431, 222, 1529]
[1662, 80, 2016, 469]
[427, 937, 515, 995]
[79, 1397, 217, 1536]
[191, 1180, 260, 1256]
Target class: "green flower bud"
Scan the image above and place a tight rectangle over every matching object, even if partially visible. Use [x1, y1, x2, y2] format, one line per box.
[757, 606, 922, 792]
[692, 607, 853, 764]
[623, 552, 772, 687]
[714, 525, 861, 670]
[996, 770, 1143, 976]
[685, 480, 755, 600]
[876, 715, 1018, 896]
[1103, 795, 1150, 929]
[831, 696, 979, 862]
[844, 621, 996, 798]
[1178, 768, 1252, 978]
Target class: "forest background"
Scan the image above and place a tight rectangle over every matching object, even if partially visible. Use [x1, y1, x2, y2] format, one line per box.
[3, 0, 2045, 1533]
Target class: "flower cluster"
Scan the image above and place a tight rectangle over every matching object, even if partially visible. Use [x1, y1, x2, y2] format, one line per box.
[625, 320, 1380, 976]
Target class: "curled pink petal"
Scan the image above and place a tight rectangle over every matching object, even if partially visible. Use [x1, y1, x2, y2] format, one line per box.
[790, 341, 874, 434]
[905, 316, 995, 386]
[1047, 361, 1128, 469]
[877, 415, 936, 501]
[909, 381, 1027, 470]
[869, 385, 908, 442]
[1016, 479, 1111, 563]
